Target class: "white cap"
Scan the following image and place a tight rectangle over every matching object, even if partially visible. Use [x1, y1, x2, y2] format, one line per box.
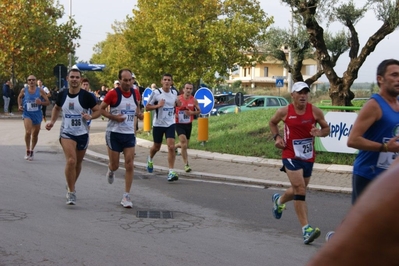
[292, 81, 310, 93]
[114, 80, 120, 85]
[132, 73, 136, 78]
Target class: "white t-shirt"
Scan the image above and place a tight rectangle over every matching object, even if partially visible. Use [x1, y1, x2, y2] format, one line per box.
[147, 88, 177, 127]
[40, 86, 50, 95]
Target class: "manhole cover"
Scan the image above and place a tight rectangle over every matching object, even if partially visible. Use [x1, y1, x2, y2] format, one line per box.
[136, 211, 173, 219]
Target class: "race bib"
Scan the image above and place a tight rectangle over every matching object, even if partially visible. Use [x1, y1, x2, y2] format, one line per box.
[178, 110, 190, 123]
[161, 107, 174, 122]
[64, 114, 83, 131]
[293, 138, 313, 160]
[377, 138, 398, 169]
[120, 110, 136, 128]
[26, 100, 39, 111]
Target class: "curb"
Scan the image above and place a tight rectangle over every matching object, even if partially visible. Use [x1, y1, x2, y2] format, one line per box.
[84, 147, 352, 194]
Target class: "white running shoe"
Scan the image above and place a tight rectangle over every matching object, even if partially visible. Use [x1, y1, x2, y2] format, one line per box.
[24, 150, 30, 160]
[28, 151, 34, 161]
[66, 192, 76, 205]
[106, 168, 115, 184]
[120, 194, 133, 208]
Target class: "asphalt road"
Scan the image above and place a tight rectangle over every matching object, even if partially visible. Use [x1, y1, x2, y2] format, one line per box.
[0, 119, 351, 266]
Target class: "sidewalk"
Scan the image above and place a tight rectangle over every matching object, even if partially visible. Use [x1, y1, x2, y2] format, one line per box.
[87, 131, 353, 194]
[0, 112, 353, 193]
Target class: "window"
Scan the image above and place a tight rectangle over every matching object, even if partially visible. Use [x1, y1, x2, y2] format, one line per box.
[279, 98, 288, 106]
[264, 67, 268, 77]
[267, 98, 279, 106]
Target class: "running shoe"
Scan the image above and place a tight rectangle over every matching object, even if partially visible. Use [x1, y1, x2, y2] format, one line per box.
[120, 194, 133, 208]
[65, 184, 76, 197]
[28, 150, 34, 161]
[24, 150, 31, 160]
[303, 225, 321, 244]
[106, 168, 115, 184]
[325, 231, 335, 242]
[66, 192, 76, 205]
[272, 193, 285, 219]
[167, 171, 179, 182]
[175, 148, 180, 156]
[184, 164, 192, 172]
[147, 156, 153, 173]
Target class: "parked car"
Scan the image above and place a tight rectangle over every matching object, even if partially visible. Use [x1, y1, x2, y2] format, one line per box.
[217, 95, 289, 115]
[214, 93, 236, 105]
[210, 95, 252, 116]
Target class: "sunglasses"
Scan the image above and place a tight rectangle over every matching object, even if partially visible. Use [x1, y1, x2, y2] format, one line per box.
[27, 79, 36, 81]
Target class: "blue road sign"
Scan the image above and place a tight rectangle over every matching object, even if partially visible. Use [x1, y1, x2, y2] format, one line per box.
[194, 87, 214, 115]
[73, 63, 106, 71]
[276, 78, 284, 87]
[142, 88, 153, 107]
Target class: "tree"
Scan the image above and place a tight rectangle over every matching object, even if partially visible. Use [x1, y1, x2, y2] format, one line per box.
[281, 0, 399, 106]
[0, 0, 81, 88]
[261, 25, 349, 86]
[92, 0, 273, 89]
[90, 21, 133, 88]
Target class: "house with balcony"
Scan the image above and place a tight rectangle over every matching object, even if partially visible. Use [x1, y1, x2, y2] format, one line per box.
[226, 56, 319, 93]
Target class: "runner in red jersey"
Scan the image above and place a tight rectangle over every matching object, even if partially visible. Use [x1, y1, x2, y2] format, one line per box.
[269, 81, 330, 244]
[175, 83, 200, 172]
[282, 102, 316, 162]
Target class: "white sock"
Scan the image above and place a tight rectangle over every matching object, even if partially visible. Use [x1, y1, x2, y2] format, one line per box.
[277, 197, 282, 205]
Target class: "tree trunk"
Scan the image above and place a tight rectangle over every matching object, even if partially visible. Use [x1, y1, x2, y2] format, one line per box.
[329, 79, 355, 107]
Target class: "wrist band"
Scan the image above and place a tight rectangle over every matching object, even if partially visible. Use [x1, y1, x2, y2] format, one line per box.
[380, 143, 388, 152]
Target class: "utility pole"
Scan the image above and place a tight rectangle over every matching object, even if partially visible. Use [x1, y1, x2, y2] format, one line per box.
[288, 10, 294, 93]
[68, 0, 73, 70]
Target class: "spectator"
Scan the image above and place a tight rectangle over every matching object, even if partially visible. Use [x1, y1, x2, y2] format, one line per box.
[8, 87, 16, 115]
[2, 80, 11, 115]
[37, 80, 51, 122]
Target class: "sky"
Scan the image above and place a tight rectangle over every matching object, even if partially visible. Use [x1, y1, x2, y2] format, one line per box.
[58, 0, 399, 83]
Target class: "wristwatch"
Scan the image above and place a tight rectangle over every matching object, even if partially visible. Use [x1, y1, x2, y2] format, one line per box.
[273, 133, 281, 140]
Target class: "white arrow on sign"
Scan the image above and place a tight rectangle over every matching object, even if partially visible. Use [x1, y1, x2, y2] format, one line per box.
[88, 64, 104, 71]
[197, 95, 212, 107]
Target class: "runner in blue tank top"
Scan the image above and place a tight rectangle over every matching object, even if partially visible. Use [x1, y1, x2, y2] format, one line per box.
[17, 74, 50, 161]
[325, 59, 399, 242]
[348, 59, 399, 204]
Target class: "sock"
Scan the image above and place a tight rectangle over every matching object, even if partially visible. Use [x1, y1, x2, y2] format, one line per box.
[148, 156, 152, 162]
[123, 192, 129, 197]
[277, 197, 282, 205]
[169, 169, 174, 173]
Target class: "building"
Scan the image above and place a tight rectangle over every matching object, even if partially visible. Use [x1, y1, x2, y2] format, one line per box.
[226, 54, 318, 93]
